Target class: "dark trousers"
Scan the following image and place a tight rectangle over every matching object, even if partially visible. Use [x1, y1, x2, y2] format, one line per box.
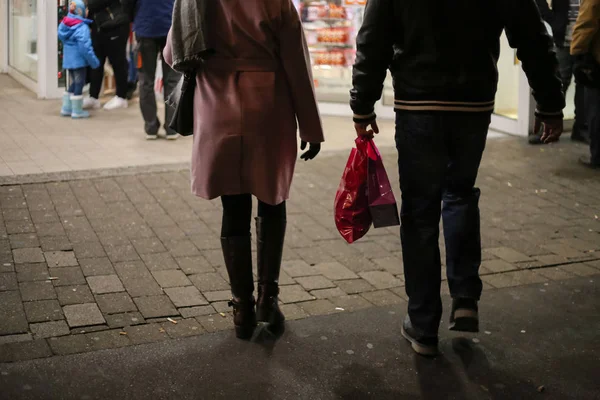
[395, 111, 490, 337]
[68, 68, 87, 96]
[556, 47, 588, 140]
[137, 36, 181, 135]
[585, 86, 600, 165]
[89, 24, 130, 99]
[221, 195, 286, 237]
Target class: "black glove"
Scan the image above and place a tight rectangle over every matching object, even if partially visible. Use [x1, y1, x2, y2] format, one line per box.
[300, 141, 321, 161]
[574, 54, 600, 89]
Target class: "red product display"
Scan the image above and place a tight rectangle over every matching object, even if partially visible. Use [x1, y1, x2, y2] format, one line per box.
[334, 137, 372, 243]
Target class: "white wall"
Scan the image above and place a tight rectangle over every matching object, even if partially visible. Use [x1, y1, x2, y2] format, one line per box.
[0, 0, 7, 72]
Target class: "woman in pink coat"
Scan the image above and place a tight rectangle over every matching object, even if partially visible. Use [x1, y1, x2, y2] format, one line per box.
[164, 0, 324, 339]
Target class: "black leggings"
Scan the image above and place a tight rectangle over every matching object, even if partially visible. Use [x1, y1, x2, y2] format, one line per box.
[221, 195, 286, 237]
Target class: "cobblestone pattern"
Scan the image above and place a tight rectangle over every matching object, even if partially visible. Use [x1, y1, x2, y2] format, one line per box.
[0, 138, 598, 362]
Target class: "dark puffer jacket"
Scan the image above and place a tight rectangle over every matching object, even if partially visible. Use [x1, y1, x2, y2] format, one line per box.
[87, 0, 129, 33]
[350, 0, 565, 123]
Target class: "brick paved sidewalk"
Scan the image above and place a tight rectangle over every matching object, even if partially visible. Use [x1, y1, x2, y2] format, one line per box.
[0, 136, 598, 362]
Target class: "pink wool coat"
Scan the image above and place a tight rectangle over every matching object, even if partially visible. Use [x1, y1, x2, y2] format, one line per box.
[163, 0, 325, 206]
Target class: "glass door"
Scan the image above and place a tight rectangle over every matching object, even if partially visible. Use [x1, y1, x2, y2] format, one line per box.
[8, 0, 38, 81]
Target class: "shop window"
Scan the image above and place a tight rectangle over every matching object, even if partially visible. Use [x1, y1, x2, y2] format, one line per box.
[494, 32, 520, 120]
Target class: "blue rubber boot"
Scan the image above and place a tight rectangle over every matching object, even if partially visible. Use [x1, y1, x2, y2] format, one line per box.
[71, 96, 90, 119]
[60, 92, 73, 117]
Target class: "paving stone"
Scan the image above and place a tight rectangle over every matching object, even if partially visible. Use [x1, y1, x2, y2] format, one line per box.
[0, 262, 14, 273]
[87, 275, 125, 294]
[55, 285, 95, 306]
[390, 287, 409, 301]
[106, 244, 140, 263]
[486, 247, 532, 263]
[72, 242, 106, 259]
[48, 267, 86, 287]
[164, 239, 200, 258]
[39, 236, 73, 252]
[279, 303, 310, 320]
[9, 234, 40, 249]
[34, 222, 65, 237]
[0, 340, 53, 362]
[335, 255, 382, 273]
[586, 260, 600, 270]
[179, 305, 216, 318]
[176, 255, 214, 275]
[279, 284, 315, 304]
[164, 286, 208, 307]
[335, 279, 375, 295]
[3, 208, 30, 221]
[134, 295, 179, 319]
[204, 290, 231, 302]
[44, 251, 79, 268]
[542, 243, 586, 259]
[361, 290, 406, 306]
[96, 292, 137, 314]
[189, 272, 230, 292]
[79, 257, 115, 277]
[331, 294, 373, 312]
[15, 263, 50, 282]
[0, 333, 32, 345]
[125, 323, 169, 344]
[0, 291, 29, 335]
[105, 312, 145, 329]
[114, 261, 162, 297]
[282, 260, 318, 277]
[152, 270, 192, 288]
[161, 318, 204, 338]
[359, 271, 403, 290]
[30, 320, 70, 339]
[138, 253, 179, 272]
[48, 334, 94, 355]
[482, 270, 547, 288]
[6, 220, 35, 234]
[372, 257, 404, 275]
[314, 262, 359, 281]
[278, 270, 296, 285]
[130, 237, 167, 255]
[13, 247, 45, 264]
[86, 329, 132, 351]
[23, 300, 64, 323]
[295, 275, 336, 291]
[211, 301, 231, 313]
[482, 259, 518, 273]
[196, 314, 233, 333]
[0, 272, 18, 291]
[63, 303, 106, 327]
[559, 263, 600, 277]
[534, 254, 570, 266]
[537, 267, 576, 281]
[299, 299, 342, 316]
[311, 287, 347, 299]
[19, 281, 57, 301]
[30, 210, 59, 224]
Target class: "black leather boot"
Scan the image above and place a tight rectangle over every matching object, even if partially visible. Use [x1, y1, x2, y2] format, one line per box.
[255, 217, 286, 332]
[221, 236, 256, 340]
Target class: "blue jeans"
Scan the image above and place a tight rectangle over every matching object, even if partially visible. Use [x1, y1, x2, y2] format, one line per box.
[68, 68, 87, 96]
[395, 111, 490, 337]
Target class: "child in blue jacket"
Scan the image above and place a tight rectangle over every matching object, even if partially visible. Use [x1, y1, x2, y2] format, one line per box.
[58, 0, 100, 118]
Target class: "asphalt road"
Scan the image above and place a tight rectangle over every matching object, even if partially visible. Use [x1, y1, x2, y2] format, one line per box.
[1, 277, 598, 400]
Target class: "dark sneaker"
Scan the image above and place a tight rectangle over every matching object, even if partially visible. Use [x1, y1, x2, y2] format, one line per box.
[401, 316, 439, 357]
[578, 156, 600, 170]
[449, 298, 479, 333]
[528, 134, 543, 145]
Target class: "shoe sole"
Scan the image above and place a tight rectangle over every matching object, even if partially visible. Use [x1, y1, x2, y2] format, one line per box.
[449, 309, 479, 333]
[146, 135, 158, 140]
[166, 135, 179, 140]
[401, 325, 438, 357]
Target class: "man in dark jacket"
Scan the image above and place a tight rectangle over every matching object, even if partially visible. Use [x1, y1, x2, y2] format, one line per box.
[350, 0, 564, 356]
[124, 0, 180, 140]
[535, 0, 589, 144]
[84, 0, 131, 111]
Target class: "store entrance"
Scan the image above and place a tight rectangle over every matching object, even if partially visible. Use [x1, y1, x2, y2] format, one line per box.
[8, 0, 38, 81]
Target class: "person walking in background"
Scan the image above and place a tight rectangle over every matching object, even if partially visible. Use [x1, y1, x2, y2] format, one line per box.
[533, 0, 589, 144]
[164, 0, 324, 339]
[58, 0, 101, 119]
[571, 0, 600, 168]
[351, 0, 564, 356]
[125, 0, 180, 140]
[84, 0, 130, 111]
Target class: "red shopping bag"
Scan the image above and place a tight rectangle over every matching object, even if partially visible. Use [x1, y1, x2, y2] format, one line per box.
[367, 140, 400, 228]
[334, 137, 372, 243]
